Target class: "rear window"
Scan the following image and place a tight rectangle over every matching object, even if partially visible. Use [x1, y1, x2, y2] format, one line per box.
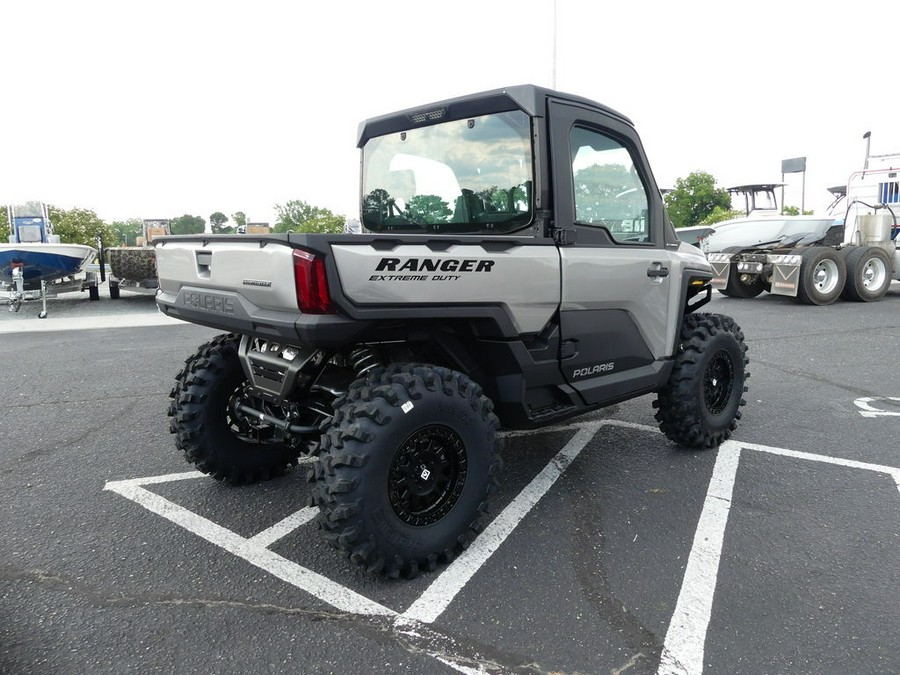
[360, 110, 533, 235]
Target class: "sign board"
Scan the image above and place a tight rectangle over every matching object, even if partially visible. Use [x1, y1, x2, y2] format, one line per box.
[781, 157, 807, 174]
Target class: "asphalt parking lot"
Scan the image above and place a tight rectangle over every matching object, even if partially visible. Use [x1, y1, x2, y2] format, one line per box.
[2, 283, 898, 674]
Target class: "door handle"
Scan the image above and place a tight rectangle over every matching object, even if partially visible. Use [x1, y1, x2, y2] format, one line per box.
[647, 263, 669, 278]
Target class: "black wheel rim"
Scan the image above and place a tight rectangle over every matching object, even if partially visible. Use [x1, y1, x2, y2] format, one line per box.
[388, 425, 467, 526]
[704, 349, 735, 416]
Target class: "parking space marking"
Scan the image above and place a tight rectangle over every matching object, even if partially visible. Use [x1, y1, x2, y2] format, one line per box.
[658, 440, 900, 675]
[107, 423, 899, 674]
[106, 422, 651, 625]
[657, 442, 741, 675]
[104, 474, 395, 617]
[247, 507, 319, 548]
[402, 420, 604, 624]
[740, 440, 900, 493]
[106, 422, 636, 674]
[854, 396, 900, 418]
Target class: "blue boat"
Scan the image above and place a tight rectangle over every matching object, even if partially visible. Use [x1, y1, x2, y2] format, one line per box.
[2, 203, 98, 316]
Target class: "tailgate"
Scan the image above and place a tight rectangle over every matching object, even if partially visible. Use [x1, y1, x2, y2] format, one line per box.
[155, 238, 299, 312]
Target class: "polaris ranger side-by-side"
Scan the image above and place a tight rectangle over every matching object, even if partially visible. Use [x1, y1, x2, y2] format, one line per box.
[155, 85, 749, 579]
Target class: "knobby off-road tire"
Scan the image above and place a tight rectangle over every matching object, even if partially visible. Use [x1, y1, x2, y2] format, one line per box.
[840, 246, 892, 302]
[308, 363, 501, 579]
[796, 247, 846, 305]
[654, 313, 749, 449]
[168, 333, 300, 483]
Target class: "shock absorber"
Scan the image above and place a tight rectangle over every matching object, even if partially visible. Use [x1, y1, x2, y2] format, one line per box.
[349, 346, 383, 377]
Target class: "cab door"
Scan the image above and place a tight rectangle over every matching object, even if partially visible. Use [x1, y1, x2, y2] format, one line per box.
[549, 98, 678, 406]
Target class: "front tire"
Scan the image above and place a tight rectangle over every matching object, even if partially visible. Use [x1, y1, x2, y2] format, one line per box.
[654, 313, 749, 448]
[309, 364, 501, 579]
[167, 333, 301, 483]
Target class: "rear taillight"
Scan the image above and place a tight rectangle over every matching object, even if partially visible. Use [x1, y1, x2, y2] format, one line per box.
[293, 249, 334, 314]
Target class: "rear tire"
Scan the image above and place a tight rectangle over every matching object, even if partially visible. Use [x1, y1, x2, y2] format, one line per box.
[109, 282, 121, 299]
[168, 333, 301, 483]
[796, 247, 845, 305]
[654, 313, 749, 449]
[309, 363, 501, 579]
[840, 246, 891, 302]
[88, 284, 100, 301]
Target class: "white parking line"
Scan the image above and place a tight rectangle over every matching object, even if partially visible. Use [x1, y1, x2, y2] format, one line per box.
[104, 423, 900, 675]
[741, 441, 900, 493]
[247, 507, 320, 548]
[104, 476, 395, 617]
[854, 396, 900, 418]
[658, 440, 900, 675]
[402, 421, 603, 624]
[657, 441, 741, 675]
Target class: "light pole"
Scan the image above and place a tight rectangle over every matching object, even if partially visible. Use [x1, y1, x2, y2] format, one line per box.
[551, 0, 557, 89]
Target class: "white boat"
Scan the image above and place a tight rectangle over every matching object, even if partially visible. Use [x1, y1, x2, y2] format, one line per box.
[2, 202, 98, 317]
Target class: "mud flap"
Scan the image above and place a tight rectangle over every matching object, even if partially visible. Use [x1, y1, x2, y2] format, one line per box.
[707, 253, 732, 290]
[768, 254, 802, 297]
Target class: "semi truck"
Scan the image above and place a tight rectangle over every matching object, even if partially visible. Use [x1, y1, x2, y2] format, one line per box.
[708, 150, 900, 305]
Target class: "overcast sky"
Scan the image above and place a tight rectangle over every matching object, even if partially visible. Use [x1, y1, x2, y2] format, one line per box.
[3, 0, 897, 227]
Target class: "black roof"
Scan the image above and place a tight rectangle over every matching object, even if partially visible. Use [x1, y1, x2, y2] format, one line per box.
[357, 84, 633, 147]
[727, 184, 785, 193]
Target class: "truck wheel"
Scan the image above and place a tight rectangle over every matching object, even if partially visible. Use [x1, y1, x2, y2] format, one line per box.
[796, 247, 845, 305]
[109, 282, 121, 299]
[309, 364, 501, 579]
[654, 313, 748, 449]
[88, 284, 100, 301]
[725, 265, 766, 298]
[168, 333, 300, 483]
[840, 246, 892, 302]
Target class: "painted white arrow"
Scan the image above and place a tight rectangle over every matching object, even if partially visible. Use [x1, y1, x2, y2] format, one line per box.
[854, 396, 900, 418]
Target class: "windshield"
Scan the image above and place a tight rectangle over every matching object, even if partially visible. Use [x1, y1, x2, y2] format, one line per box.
[360, 110, 533, 234]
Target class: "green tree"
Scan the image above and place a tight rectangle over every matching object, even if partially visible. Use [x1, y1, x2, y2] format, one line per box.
[274, 200, 345, 234]
[407, 194, 452, 224]
[782, 205, 814, 216]
[170, 214, 206, 235]
[231, 211, 247, 228]
[210, 211, 232, 234]
[48, 206, 114, 249]
[664, 171, 732, 228]
[110, 218, 144, 246]
[573, 164, 634, 223]
[0, 205, 8, 243]
[699, 206, 744, 226]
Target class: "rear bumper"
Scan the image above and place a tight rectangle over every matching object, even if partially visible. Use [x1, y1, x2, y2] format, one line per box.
[156, 287, 373, 347]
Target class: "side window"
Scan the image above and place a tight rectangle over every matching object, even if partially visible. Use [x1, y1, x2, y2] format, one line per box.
[570, 125, 651, 243]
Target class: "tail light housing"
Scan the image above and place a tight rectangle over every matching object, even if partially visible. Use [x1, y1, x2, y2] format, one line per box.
[293, 249, 335, 314]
